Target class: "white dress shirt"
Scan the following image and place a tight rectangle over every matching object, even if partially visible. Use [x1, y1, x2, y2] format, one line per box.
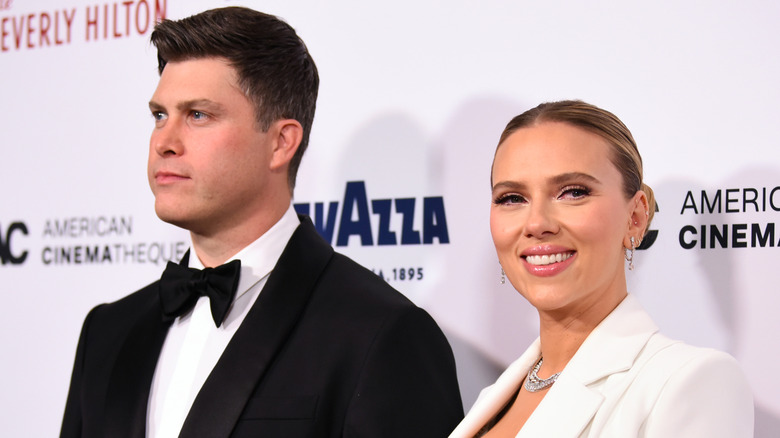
[147, 206, 300, 438]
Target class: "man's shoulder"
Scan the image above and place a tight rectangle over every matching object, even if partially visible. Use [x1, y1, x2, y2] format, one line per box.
[87, 279, 161, 324]
[288, 218, 417, 310]
[322, 251, 414, 308]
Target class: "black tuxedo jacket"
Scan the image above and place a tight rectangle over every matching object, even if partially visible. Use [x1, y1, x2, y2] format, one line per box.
[60, 217, 463, 437]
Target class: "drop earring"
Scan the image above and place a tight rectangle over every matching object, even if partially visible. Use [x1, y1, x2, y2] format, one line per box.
[625, 236, 636, 271]
[500, 266, 506, 284]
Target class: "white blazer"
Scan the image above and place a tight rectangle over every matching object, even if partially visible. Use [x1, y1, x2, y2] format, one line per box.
[449, 294, 754, 438]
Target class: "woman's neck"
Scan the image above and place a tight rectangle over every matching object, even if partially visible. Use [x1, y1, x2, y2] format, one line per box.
[536, 291, 627, 376]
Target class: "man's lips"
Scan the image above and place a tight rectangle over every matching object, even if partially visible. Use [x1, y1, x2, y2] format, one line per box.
[154, 171, 189, 184]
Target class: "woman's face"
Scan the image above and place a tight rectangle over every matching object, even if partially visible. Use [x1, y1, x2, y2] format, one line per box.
[490, 121, 644, 316]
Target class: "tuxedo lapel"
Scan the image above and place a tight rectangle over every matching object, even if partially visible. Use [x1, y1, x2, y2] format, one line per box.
[103, 284, 171, 438]
[179, 218, 333, 438]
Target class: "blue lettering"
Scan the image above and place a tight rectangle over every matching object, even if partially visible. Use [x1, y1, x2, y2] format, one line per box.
[295, 181, 450, 247]
[337, 181, 373, 246]
[395, 198, 421, 245]
[423, 197, 450, 244]
[372, 199, 397, 245]
[295, 201, 341, 243]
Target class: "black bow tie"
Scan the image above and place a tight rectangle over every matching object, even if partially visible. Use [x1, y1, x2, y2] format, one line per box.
[159, 255, 241, 327]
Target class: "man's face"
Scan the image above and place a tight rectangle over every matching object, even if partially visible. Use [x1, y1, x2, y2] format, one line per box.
[147, 58, 274, 235]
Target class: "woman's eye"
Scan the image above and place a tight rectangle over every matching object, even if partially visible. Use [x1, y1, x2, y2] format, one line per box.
[494, 194, 526, 205]
[560, 186, 590, 199]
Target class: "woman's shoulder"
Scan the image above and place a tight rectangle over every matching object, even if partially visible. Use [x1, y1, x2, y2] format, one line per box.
[591, 333, 754, 437]
[638, 333, 745, 380]
[629, 334, 755, 436]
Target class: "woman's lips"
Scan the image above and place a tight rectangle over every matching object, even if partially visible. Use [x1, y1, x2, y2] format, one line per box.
[524, 252, 574, 266]
[520, 250, 576, 277]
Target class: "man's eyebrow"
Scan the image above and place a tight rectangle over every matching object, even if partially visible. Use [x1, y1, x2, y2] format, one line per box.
[147, 99, 226, 112]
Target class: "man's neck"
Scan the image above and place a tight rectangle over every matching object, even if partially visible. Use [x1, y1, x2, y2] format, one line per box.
[190, 202, 290, 267]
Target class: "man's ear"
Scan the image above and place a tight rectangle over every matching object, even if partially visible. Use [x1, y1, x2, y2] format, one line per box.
[624, 190, 649, 248]
[269, 119, 303, 171]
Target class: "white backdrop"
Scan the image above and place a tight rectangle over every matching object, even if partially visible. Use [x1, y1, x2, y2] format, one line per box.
[1, 0, 778, 436]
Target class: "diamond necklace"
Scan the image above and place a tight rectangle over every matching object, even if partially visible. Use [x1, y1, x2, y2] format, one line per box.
[524, 357, 560, 392]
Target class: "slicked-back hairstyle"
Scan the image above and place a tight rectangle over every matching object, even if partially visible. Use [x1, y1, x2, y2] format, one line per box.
[494, 100, 656, 235]
[151, 7, 319, 192]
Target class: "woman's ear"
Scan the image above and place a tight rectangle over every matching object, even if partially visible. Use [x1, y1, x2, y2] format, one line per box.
[624, 190, 649, 248]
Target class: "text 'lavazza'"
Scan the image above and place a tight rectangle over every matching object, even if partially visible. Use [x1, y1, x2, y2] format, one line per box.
[294, 181, 450, 247]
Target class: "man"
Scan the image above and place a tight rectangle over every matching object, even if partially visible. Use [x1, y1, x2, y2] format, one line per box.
[60, 7, 463, 438]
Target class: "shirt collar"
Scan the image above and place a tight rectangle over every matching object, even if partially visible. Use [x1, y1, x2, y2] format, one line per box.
[187, 205, 300, 299]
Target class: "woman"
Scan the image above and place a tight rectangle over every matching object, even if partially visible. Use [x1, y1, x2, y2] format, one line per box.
[449, 100, 753, 437]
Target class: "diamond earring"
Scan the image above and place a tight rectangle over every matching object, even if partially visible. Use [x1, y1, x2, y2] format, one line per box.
[625, 236, 636, 271]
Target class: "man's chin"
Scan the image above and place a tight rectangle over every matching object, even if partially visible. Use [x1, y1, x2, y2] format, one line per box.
[154, 206, 192, 230]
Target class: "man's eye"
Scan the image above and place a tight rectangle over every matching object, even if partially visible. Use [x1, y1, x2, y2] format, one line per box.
[151, 111, 166, 121]
[191, 111, 207, 120]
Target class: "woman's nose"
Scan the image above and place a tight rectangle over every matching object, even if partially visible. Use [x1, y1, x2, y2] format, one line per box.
[523, 201, 559, 238]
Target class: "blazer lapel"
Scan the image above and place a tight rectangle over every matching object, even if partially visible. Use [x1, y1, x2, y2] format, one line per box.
[517, 374, 604, 437]
[562, 294, 659, 389]
[179, 218, 333, 438]
[449, 341, 541, 438]
[451, 295, 659, 438]
[521, 294, 659, 437]
[103, 284, 171, 438]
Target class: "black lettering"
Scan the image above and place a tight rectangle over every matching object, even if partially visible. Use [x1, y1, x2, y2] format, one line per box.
[710, 224, 728, 248]
[680, 191, 698, 214]
[771, 187, 780, 212]
[637, 202, 660, 250]
[59, 246, 71, 263]
[679, 225, 697, 249]
[743, 188, 759, 213]
[0, 222, 29, 265]
[732, 223, 748, 248]
[751, 223, 775, 247]
[725, 189, 739, 213]
[42, 247, 52, 265]
[702, 190, 721, 214]
[85, 245, 99, 263]
[102, 245, 112, 263]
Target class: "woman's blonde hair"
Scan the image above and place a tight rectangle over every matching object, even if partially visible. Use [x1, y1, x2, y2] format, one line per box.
[495, 100, 656, 235]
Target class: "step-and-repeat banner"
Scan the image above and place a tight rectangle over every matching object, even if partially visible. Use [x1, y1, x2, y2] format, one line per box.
[2, 0, 778, 435]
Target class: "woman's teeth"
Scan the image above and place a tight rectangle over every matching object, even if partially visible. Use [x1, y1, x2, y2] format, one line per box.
[525, 252, 573, 266]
